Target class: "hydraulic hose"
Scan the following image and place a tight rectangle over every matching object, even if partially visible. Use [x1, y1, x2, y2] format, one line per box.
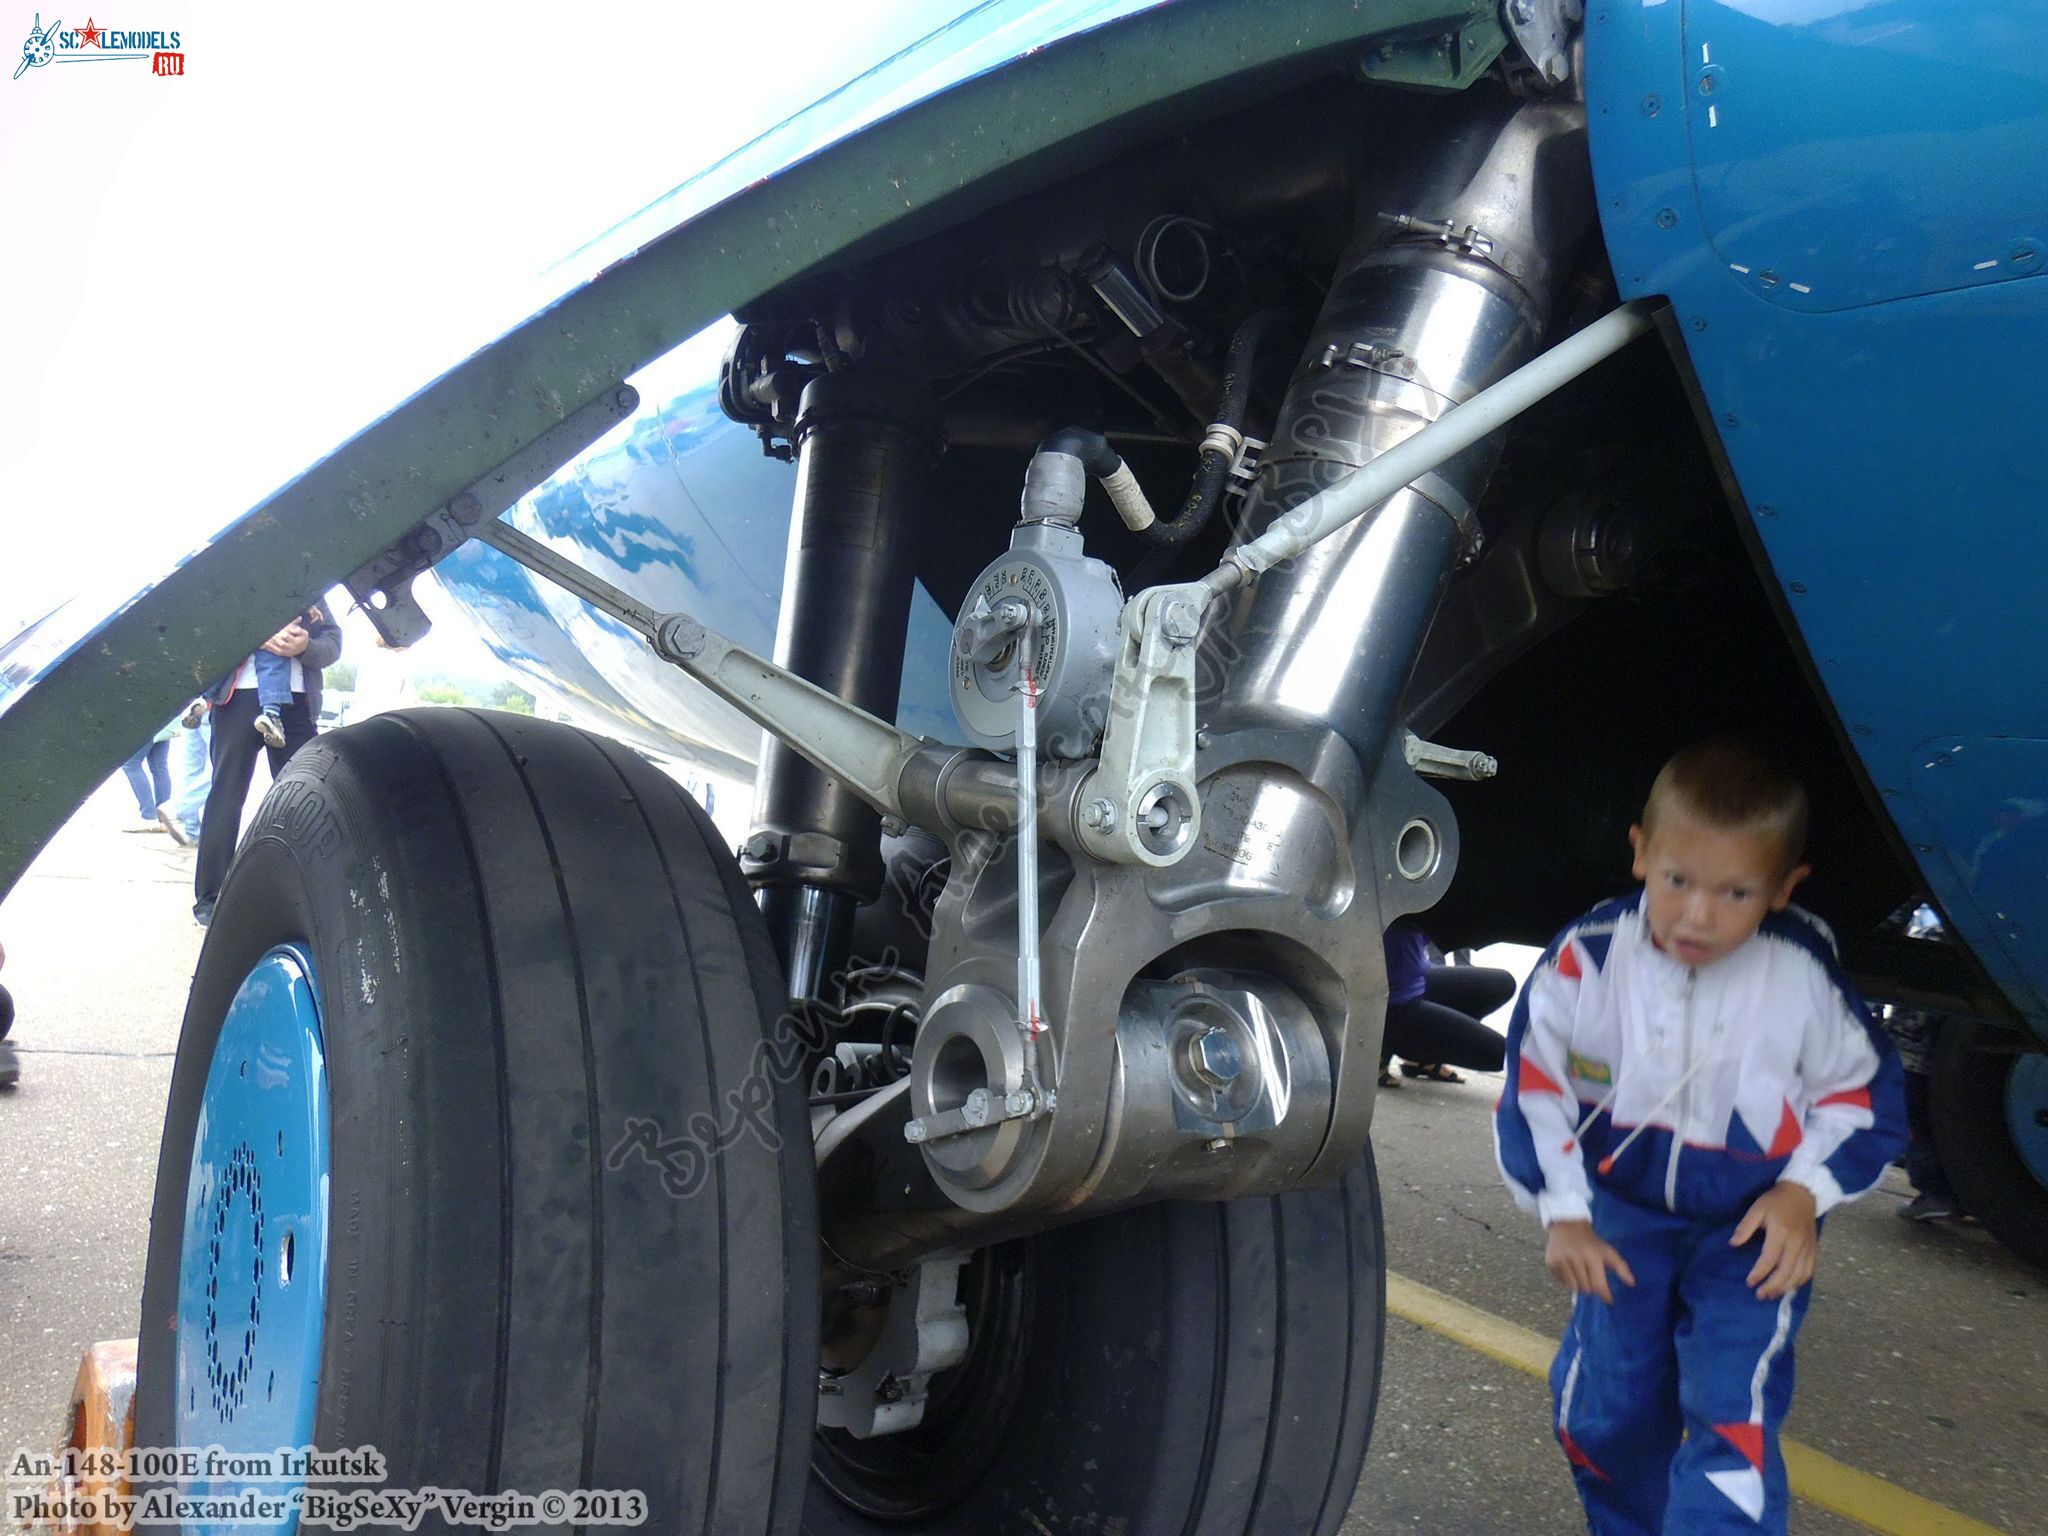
[1029, 308, 1287, 549]
[1138, 307, 1285, 547]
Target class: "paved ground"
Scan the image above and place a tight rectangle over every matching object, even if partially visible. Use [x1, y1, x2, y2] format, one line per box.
[2, 780, 2042, 1534]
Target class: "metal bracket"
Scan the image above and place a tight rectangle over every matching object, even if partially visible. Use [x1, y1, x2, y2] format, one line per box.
[1500, 0, 1582, 89]
[1404, 731, 1499, 781]
[1075, 583, 1204, 868]
[1378, 210, 1498, 262]
[1225, 434, 1267, 495]
[815, 1253, 970, 1439]
[342, 386, 640, 646]
[903, 1084, 1050, 1145]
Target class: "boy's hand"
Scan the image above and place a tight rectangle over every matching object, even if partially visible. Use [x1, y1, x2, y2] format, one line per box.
[1545, 1220, 1636, 1304]
[1732, 1182, 1818, 1299]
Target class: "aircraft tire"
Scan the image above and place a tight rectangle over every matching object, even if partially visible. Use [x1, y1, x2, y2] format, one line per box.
[1930, 1021, 2048, 1273]
[134, 708, 817, 1534]
[804, 1148, 1386, 1536]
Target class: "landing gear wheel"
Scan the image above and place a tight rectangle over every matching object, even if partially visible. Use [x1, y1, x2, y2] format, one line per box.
[1930, 1023, 2048, 1272]
[136, 709, 818, 1533]
[804, 1146, 1385, 1535]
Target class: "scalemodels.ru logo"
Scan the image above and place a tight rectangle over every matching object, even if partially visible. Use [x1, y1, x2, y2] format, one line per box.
[14, 13, 185, 79]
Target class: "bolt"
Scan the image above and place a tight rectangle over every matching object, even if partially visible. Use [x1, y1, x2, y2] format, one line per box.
[1509, 0, 1534, 23]
[1757, 270, 1781, 289]
[1789, 581, 1808, 594]
[1004, 1089, 1037, 1117]
[1191, 1028, 1244, 1088]
[1206, 1137, 1229, 1153]
[994, 597, 1029, 631]
[1656, 207, 1678, 230]
[1641, 93, 1661, 117]
[1697, 71, 1717, 95]
[904, 1120, 929, 1144]
[742, 832, 776, 863]
[614, 387, 636, 412]
[657, 615, 707, 662]
[1689, 317, 1708, 333]
[1081, 798, 1118, 833]
[1160, 600, 1201, 645]
[880, 815, 908, 838]
[1196, 726, 1213, 750]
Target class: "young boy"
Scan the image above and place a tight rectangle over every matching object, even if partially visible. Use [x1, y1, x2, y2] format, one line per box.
[1494, 739, 1906, 1535]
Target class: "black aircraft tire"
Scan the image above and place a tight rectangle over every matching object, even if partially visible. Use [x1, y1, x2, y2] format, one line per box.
[135, 709, 818, 1535]
[1929, 1023, 2048, 1272]
[804, 1146, 1386, 1536]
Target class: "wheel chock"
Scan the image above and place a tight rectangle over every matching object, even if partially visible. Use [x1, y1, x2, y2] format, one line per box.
[44, 1338, 136, 1536]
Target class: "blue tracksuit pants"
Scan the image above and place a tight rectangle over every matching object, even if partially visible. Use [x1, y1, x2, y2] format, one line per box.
[1550, 1191, 1813, 1534]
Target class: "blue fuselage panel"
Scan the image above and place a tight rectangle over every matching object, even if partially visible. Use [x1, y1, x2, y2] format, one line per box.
[1586, 2, 2048, 1031]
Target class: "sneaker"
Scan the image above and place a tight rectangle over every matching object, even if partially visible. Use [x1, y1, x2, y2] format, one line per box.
[125, 819, 163, 833]
[157, 807, 192, 846]
[254, 708, 288, 750]
[0, 1039, 19, 1089]
[1898, 1193, 1965, 1222]
[193, 898, 216, 929]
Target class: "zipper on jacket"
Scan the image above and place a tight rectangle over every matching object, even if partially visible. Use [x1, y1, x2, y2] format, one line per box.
[1665, 969, 1696, 1211]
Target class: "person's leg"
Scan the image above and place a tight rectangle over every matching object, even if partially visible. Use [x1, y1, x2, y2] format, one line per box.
[166, 719, 211, 839]
[194, 691, 263, 919]
[1548, 1192, 1685, 1535]
[145, 739, 174, 810]
[1380, 998, 1507, 1074]
[1900, 1068, 1963, 1209]
[274, 693, 317, 770]
[119, 746, 158, 822]
[1665, 1215, 1813, 1535]
[1422, 962, 1519, 1020]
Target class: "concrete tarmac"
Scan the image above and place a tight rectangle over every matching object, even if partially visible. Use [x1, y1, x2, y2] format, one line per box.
[2, 779, 2041, 1534]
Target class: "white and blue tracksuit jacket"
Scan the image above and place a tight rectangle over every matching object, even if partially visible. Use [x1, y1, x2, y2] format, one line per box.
[1495, 891, 1905, 1227]
[1493, 892, 1906, 1535]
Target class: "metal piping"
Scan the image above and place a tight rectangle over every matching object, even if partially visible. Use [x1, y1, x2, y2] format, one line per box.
[1211, 98, 1602, 767]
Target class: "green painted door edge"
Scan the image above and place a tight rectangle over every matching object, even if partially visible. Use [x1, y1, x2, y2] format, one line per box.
[0, 0, 1510, 901]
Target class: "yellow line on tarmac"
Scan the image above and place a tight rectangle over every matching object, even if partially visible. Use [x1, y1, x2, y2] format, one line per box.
[1385, 1272, 2009, 1536]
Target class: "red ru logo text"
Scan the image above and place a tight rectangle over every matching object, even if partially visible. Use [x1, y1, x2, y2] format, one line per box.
[151, 51, 183, 76]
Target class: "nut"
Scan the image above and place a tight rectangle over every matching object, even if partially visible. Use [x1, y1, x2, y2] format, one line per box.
[1190, 1028, 1243, 1088]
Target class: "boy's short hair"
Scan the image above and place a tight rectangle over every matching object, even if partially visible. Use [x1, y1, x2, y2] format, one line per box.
[1642, 739, 1808, 873]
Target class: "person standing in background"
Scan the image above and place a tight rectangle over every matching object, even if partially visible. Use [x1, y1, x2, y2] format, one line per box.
[192, 607, 341, 926]
[118, 720, 176, 834]
[159, 699, 212, 846]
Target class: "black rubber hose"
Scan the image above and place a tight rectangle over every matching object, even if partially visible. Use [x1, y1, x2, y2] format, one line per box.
[1136, 307, 1286, 547]
[1034, 308, 1286, 548]
[1037, 425, 1123, 478]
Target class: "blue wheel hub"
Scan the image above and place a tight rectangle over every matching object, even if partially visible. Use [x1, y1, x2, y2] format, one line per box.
[2004, 1051, 2048, 1192]
[176, 945, 329, 1532]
